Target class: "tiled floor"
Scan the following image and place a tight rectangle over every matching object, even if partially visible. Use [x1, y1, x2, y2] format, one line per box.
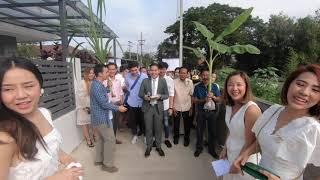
[71, 129, 219, 180]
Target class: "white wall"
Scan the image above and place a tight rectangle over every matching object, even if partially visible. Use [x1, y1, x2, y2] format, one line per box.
[53, 110, 83, 153]
[52, 58, 84, 153]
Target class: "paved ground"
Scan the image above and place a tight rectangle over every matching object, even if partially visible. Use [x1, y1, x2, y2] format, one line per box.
[71, 129, 219, 180]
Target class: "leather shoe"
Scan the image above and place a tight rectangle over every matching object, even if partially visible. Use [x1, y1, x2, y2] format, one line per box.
[94, 162, 103, 166]
[145, 147, 152, 157]
[116, 139, 122, 144]
[173, 138, 179, 145]
[164, 140, 172, 148]
[184, 138, 190, 147]
[156, 148, 165, 156]
[209, 151, 219, 159]
[101, 165, 119, 173]
[194, 150, 202, 157]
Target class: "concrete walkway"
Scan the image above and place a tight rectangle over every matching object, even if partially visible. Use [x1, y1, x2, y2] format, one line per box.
[71, 129, 219, 180]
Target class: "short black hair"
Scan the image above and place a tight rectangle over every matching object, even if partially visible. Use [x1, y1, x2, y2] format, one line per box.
[94, 64, 105, 76]
[149, 62, 159, 69]
[159, 62, 169, 69]
[179, 66, 190, 72]
[175, 67, 181, 72]
[107, 62, 117, 69]
[200, 68, 209, 74]
[128, 61, 139, 69]
[119, 65, 127, 72]
[140, 66, 146, 70]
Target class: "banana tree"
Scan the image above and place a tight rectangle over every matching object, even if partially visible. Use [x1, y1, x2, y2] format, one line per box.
[184, 7, 260, 93]
[86, 0, 123, 64]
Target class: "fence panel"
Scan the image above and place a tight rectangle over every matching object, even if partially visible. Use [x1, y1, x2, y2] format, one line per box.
[33, 59, 76, 120]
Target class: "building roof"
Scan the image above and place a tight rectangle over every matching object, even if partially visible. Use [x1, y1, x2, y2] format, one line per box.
[0, 0, 117, 42]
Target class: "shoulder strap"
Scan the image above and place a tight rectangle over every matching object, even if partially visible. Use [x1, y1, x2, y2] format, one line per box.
[39, 108, 54, 126]
[256, 106, 282, 138]
[130, 74, 141, 90]
[255, 106, 282, 164]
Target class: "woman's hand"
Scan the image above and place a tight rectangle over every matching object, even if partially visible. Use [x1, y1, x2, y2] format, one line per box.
[47, 167, 83, 180]
[233, 152, 250, 174]
[229, 164, 241, 174]
[219, 147, 227, 159]
[259, 170, 280, 180]
[59, 150, 76, 166]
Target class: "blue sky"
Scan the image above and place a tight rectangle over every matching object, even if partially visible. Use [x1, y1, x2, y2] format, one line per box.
[80, 0, 320, 58]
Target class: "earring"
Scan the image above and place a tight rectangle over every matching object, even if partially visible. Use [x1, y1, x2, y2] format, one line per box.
[40, 88, 44, 96]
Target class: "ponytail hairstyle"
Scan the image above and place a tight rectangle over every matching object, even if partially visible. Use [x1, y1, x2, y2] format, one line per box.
[0, 57, 47, 160]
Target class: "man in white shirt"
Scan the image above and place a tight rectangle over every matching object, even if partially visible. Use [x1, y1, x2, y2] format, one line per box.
[159, 62, 174, 148]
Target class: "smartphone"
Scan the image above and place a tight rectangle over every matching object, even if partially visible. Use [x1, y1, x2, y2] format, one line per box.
[241, 162, 280, 180]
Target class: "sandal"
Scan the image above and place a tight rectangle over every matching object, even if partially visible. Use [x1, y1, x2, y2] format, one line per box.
[92, 135, 97, 142]
[86, 139, 94, 148]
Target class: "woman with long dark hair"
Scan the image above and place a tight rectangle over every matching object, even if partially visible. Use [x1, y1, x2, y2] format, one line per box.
[0, 57, 82, 179]
[77, 67, 96, 147]
[234, 64, 320, 179]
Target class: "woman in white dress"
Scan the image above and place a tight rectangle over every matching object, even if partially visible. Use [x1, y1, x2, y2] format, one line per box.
[219, 71, 261, 179]
[234, 64, 320, 180]
[77, 67, 96, 147]
[0, 58, 83, 179]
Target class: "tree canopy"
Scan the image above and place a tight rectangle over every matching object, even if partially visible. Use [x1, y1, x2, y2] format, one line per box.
[157, 3, 320, 75]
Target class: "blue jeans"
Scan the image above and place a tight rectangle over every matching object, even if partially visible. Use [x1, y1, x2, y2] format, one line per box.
[163, 110, 170, 139]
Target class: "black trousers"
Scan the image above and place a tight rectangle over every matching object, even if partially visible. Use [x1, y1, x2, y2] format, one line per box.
[173, 111, 191, 140]
[196, 109, 218, 155]
[128, 106, 145, 135]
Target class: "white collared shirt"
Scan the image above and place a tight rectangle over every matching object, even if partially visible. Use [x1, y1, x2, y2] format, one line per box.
[163, 75, 174, 110]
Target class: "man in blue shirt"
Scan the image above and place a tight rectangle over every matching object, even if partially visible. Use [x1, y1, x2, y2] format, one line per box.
[90, 64, 127, 173]
[193, 68, 221, 158]
[125, 61, 148, 144]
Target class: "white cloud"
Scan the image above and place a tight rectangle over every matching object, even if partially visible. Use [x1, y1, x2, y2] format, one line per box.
[79, 0, 320, 59]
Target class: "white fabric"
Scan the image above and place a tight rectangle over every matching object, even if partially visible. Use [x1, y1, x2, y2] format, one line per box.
[223, 101, 258, 180]
[252, 104, 320, 180]
[8, 108, 62, 180]
[163, 75, 174, 110]
[76, 80, 91, 125]
[150, 77, 159, 105]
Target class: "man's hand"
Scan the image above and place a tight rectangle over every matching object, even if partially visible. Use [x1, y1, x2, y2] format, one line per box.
[168, 108, 173, 116]
[118, 105, 128, 112]
[144, 95, 151, 101]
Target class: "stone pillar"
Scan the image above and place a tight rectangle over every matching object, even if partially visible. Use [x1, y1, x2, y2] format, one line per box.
[0, 35, 17, 58]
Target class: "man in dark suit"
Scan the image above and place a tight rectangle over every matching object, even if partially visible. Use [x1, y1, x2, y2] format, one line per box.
[139, 63, 169, 157]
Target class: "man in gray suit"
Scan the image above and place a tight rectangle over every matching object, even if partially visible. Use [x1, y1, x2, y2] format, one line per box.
[139, 63, 169, 157]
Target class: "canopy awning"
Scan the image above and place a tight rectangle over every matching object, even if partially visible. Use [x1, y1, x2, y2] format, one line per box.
[0, 0, 117, 42]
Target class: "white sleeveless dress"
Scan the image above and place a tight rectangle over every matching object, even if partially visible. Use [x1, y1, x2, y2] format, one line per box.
[223, 101, 259, 180]
[8, 108, 62, 180]
[252, 104, 320, 180]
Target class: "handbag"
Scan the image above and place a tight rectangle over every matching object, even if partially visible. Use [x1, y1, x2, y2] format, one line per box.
[241, 106, 282, 179]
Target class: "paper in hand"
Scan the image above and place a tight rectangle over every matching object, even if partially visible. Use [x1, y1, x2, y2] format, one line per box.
[211, 159, 231, 176]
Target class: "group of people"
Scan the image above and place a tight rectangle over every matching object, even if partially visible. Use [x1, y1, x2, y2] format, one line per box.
[69, 62, 320, 179]
[1, 56, 320, 180]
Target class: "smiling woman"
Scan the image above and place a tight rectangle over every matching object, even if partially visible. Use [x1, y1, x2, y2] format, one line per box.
[0, 57, 83, 180]
[233, 64, 320, 180]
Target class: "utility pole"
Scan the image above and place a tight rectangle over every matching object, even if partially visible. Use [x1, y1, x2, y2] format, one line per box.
[128, 41, 133, 60]
[179, 0, 183, 67]
[136, 43, 139, 61]
[138, 32, 145, 66]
